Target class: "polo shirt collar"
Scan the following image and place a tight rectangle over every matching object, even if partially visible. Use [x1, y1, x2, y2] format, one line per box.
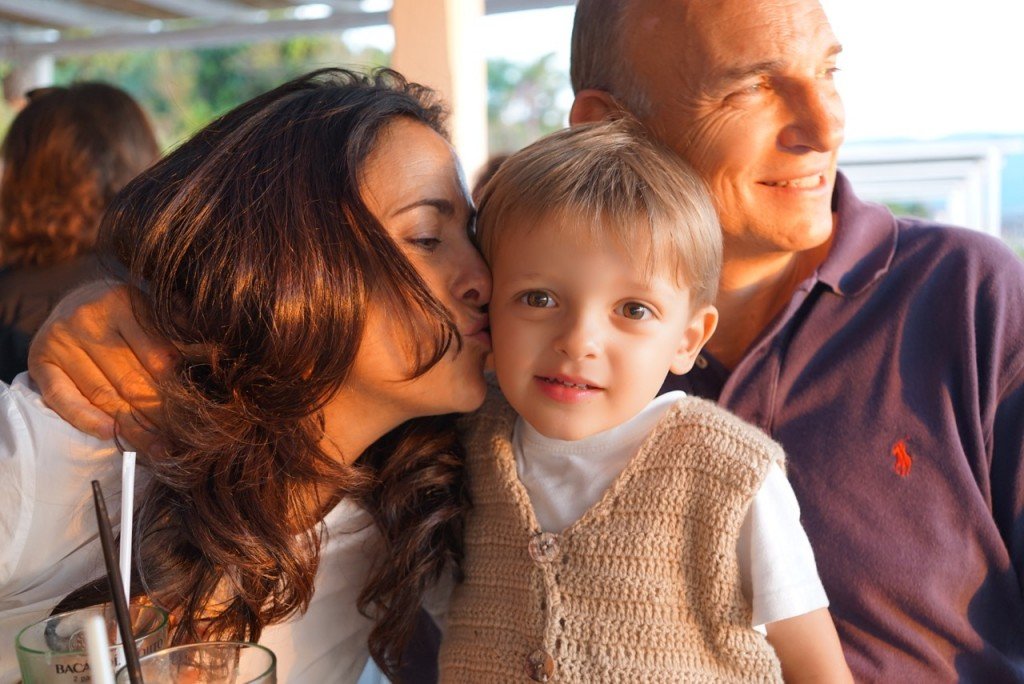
[816, 171, 898, 297]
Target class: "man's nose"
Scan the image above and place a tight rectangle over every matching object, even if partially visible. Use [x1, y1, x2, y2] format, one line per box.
[778, 80, 845, 154]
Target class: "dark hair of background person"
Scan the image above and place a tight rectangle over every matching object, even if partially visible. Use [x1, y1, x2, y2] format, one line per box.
[471, 153, 509, 204]
[88, 68, 468, 679]
[0, 81, 160, 267]
[0, 82, 160, 383]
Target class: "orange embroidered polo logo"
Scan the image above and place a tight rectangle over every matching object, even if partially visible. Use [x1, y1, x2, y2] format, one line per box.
[891, 439, 913, 477]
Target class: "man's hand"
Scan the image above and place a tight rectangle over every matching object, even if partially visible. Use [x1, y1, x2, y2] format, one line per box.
[27, 281, 177, 449]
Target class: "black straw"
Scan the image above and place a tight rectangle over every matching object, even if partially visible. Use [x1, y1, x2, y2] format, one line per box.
[91, 480, 144, 684]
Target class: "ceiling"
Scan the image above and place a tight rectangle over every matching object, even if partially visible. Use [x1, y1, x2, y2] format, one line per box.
[0, 0, 572, 60]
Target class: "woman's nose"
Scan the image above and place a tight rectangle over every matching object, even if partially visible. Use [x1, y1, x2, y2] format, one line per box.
[458, 246, 491, 307]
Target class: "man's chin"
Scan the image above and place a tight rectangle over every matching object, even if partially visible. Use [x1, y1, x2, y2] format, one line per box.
[801, 216, 836, 251]
[782, 205, 836, 251]
[725, 217, 834, 258]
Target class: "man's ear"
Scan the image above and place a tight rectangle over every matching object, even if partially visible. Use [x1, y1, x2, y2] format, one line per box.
[569, 89, 622, 125]
[669, 305, 718, 375]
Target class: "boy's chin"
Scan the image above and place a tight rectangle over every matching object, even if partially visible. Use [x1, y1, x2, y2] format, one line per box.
[522, 415, 613, 442]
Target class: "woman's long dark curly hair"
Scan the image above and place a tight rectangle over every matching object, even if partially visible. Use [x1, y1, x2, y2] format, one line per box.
[96, 68, 469, 678]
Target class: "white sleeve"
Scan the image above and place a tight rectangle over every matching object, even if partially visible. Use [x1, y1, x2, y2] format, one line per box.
[0, 374, 124, 684]
[737, 463, 829, 630]
[0, 378, 36, 587]
[421, 568, 454, 635]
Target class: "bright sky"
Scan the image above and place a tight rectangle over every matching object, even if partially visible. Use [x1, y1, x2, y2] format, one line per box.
[348, 1, 1024, 142]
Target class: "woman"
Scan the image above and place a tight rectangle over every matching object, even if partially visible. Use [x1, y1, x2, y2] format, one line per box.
[0, 82, 160, 383]
[0, 68, 490, 683]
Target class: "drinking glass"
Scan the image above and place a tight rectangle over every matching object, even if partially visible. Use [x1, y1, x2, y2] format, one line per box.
[16, 603, 168, 683]
[114, 641, 276, 683]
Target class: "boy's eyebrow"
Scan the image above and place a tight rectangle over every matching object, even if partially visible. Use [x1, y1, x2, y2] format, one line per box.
[393, 198, 456, 217]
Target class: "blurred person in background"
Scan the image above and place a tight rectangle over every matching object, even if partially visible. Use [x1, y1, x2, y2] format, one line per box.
[0, 82, 160, 382]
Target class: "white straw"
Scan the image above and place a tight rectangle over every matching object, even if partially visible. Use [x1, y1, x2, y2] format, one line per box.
[119, 451, 136, 608]
[83, 614, 116, 684]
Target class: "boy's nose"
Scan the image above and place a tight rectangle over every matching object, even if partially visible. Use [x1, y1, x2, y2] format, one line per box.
[554, 314, 601, 361]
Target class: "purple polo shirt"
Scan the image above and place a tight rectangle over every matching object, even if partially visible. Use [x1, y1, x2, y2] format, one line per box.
[662, 173, 1024, 681]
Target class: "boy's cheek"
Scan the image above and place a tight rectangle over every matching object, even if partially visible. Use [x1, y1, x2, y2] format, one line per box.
[486, 309, 519, 360]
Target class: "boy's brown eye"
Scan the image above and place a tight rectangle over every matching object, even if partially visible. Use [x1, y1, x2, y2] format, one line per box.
[622, 302, 650, 320]
[523, 291, 553, 308]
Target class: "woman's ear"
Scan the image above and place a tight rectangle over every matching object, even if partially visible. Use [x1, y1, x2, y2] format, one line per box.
[669, 304, 718, 375]
[569, 89, 622, 125]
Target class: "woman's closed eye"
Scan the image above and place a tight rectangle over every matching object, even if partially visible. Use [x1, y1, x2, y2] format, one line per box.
[408, 235, 442, 251]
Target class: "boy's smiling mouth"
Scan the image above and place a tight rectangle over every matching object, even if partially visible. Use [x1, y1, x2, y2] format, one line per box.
[537, 374, 601, 390]
[534, 374, 604, 403]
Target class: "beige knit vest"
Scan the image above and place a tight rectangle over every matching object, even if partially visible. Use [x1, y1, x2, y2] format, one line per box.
[439, 387, 785, 683]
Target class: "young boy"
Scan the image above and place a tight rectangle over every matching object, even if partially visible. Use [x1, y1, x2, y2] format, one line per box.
[438, 120, 852, 682]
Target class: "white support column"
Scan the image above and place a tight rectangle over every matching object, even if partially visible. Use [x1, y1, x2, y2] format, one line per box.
[2, 55, 55, 108]
[390, 0, 488, 184]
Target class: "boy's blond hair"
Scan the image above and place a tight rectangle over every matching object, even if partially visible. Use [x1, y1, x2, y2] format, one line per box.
[475, 118, 721, 306]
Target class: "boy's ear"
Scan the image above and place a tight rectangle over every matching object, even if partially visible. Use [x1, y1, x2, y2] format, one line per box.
[569, 90, 622, 125]
[669, 305, 718, 375]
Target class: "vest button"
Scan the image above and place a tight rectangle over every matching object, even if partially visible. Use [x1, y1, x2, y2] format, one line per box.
[528, 532, 560, 563]
[526, 648, 555, 681]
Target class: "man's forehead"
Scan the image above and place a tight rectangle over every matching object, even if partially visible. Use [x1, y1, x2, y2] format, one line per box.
[622, 0, 838, 92]
[626, 0, 835, 54]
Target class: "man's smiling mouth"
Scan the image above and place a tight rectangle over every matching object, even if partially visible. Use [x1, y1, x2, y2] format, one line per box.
[761, 173, 825, 189]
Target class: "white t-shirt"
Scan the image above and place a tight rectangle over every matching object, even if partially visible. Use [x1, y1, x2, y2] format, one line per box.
[513, 391, 828, 630]
[0, 374, 380, 684]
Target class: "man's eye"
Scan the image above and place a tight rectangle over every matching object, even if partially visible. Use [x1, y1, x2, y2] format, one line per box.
[620, 302, 651, 320]
[731, 79, 770, 98]
[522, 291, 554, 308]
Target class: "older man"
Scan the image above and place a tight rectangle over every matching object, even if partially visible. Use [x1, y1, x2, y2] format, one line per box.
[568, 0, 1024, 680]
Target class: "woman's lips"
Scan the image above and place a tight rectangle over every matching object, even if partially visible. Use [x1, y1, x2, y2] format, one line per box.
[467, 329, 491, 348]
[462, 316, 491, 349]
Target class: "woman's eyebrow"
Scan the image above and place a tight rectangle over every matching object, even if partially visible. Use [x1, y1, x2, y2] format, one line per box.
[393, 198, 456, 217]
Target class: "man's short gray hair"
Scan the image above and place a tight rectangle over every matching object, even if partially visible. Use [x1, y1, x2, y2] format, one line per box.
[570, 0, 651, 117]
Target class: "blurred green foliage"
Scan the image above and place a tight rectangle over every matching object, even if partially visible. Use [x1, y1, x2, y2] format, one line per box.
[884, 201, 933, 219]
[487, 52, 567, 154]
[37, 35, 387, 149]
[0, 37, 569, 157]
